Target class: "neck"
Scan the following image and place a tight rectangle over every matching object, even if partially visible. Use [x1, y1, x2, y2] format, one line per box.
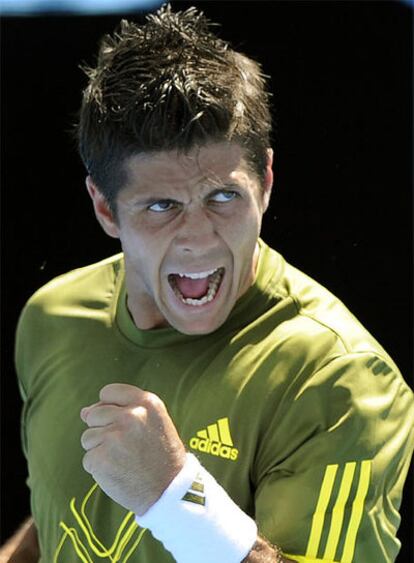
[124, 270, 169, 331]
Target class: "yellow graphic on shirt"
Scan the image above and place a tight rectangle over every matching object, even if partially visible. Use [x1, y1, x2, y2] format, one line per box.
[54, 483, 147, 562]
[304, 460, 371, 563]
[189, 417, 239, 461]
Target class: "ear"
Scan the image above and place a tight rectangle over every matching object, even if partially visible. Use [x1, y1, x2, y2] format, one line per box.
[261, 148, 274, 213]
[85, 176, 120, 239]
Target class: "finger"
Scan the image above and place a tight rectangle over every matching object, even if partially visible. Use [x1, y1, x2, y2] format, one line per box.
[99, 383, 145, 406]
[81, 427, 105, 451]
[80, 401, 103, 422]
[82, 404, 120, 428]
[82, 447, 102, 475]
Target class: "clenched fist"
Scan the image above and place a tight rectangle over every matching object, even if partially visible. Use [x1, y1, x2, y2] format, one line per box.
[80, 383, 186, 516]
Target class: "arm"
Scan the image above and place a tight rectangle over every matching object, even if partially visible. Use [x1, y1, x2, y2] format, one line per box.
[253, 354, 414, 562]
[80, 363, 414, 563]
[243, 537, 295, 562]
[79, 385, 297, 562]
[0, 518, 39, 563]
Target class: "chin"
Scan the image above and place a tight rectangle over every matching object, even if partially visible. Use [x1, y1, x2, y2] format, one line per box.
[169, 313, 227, 336]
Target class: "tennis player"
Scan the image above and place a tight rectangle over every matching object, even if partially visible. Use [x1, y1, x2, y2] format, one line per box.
[2, 4, 413, 562]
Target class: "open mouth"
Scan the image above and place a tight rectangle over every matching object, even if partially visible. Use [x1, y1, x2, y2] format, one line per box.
[168, 267, 225, 306]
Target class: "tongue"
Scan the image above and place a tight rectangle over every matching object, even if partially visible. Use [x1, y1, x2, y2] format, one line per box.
[175, 276, 210, 299]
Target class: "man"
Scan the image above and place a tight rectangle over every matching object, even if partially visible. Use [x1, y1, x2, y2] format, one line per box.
[2, 3, 414, 562]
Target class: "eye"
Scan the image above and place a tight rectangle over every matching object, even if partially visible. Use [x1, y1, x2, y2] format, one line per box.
[209, 190, 238, 203]
[148, 200, 176, 213]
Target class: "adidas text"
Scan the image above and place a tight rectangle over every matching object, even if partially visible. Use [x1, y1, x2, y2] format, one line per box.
[190, 437, 239, 461]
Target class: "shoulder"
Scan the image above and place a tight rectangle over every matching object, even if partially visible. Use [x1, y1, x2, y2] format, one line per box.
[255, 347, 414, 480]
[15, 253, 124, 354]
[21, 253, 124, 317]
[261, 242, 393, 363]
[252, 243, 412, 410]
[15, 254, 125, 393]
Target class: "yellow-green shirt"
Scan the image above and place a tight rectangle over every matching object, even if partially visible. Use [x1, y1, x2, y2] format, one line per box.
[16, 240, 414, 562]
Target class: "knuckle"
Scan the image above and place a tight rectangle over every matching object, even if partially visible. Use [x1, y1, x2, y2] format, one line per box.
[88, 407, 102, 426]
[118, 408, 133, 425]
[82, 452, 93, 474]
[130, 405, 147, 422]
[142, 392, 163, 411]
[80, 430, 88, 449]
[99, 384, 112, 401]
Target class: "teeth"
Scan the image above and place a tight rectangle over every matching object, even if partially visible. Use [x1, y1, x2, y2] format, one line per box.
[171, 268, 224, 306]
[177, 269, 217, 280]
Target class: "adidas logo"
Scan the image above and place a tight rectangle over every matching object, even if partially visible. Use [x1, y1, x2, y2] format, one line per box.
[182, 472, 206, 506]
[189, 417, 239, 461]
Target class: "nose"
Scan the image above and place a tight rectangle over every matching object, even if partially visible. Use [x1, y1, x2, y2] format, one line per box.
[174, 205, 218, 254]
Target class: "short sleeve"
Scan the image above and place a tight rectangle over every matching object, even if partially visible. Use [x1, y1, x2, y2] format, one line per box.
[253, 353, 414, 563]
[15, 300, 37, 460]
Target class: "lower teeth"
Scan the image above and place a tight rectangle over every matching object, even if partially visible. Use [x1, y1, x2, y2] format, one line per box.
[172, 269, 223, 306]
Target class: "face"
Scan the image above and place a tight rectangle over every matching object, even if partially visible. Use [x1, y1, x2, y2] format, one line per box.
[87, 142, 273, 335]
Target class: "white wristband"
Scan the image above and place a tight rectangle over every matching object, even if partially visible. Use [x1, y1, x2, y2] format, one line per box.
[136, 453, 257, 563]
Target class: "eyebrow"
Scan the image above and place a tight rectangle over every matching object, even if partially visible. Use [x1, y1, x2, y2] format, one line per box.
[206, 184, 242, 197]
[134, 196, 177, 206]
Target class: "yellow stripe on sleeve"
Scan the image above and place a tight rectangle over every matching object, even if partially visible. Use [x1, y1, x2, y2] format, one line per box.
[323, 462, 356, 560]
[285, 554, 340, 563]
[306, 464, 338, 558]
[341, 460, 371, 563]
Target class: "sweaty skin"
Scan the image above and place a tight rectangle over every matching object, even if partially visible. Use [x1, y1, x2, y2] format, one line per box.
[86, 142, 273, 335]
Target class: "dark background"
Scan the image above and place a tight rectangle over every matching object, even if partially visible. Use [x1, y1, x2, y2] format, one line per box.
[1, 0, 413, 560]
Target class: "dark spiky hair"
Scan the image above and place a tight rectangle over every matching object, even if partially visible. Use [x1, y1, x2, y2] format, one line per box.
[78, 3, 272, 212]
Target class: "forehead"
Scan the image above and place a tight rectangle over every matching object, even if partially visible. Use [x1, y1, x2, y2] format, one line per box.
[121, 142, 256, 193]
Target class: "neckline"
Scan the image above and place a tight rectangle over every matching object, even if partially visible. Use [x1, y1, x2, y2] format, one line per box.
[114, 239, 282, 349]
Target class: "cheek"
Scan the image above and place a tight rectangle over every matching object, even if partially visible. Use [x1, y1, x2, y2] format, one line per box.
[120, 220, 164, 256]
[220, 204, 262, 248]
[119, 229, 153, 278]
[222, 208, 261, 279]
[120, 226, 172, 285]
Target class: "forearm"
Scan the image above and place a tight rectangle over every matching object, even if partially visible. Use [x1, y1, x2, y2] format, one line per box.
[0, 518, 39, 563]
[243, 536, 295, 563]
